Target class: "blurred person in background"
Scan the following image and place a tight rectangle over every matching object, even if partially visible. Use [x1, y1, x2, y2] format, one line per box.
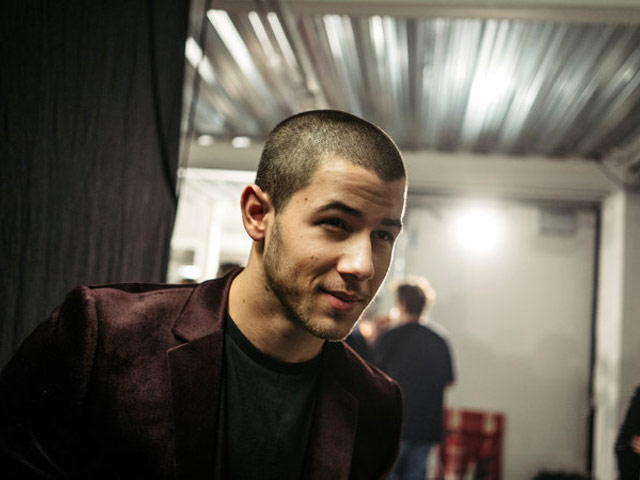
[375, 277, 455, 480]
[345, 313, 375, 363]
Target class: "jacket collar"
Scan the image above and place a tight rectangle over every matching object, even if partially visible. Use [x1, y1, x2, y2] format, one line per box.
[303, 342, 358, 480]
[167, 272, 237, 479]
[171, 270, 239, 342]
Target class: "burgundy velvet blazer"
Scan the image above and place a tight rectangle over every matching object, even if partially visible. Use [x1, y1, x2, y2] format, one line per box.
[0, 271, 402, 479]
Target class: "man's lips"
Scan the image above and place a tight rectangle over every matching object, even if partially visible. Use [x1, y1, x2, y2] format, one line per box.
[327, 290, 363, 302]
[320, 288, 366, 311]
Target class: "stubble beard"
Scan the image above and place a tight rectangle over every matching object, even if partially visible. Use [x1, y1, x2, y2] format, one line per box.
[262, 219, 362, 342]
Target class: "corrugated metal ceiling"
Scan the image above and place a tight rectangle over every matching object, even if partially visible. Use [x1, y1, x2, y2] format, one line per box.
[182, 0, 640, 169]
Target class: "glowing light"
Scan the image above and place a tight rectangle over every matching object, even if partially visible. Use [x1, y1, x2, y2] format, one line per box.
[248, 12, 280, 68]
[454, 206, 502, 253]
[370, 16, 385, 61]
[184, 37, 216, 85]
[198, 135, 214, 146]
[178, 265, 201, 281]
[208, 10, 255, 77]
[231, 136, 251, 149]
[266, 12, 298, 71]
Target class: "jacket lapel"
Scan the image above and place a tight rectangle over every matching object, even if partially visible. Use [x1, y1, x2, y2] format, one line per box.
[168, 332, 223, 479]
[166, 273, 237, 480]
[303, 344, 358, 480]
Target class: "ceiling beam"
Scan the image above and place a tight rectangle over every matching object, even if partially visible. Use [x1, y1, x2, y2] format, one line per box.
[210, 0, 640, 24]
[283, 1, 640, 24]
[183, 140, 618, 203]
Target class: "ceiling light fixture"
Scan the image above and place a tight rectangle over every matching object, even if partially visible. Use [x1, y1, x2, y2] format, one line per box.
[231, 136, 251, 149]
[198, 135, 215, 146]
[184, 37, 216, 85]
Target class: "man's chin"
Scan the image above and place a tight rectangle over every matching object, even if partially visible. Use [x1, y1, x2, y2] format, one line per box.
[317, 329, 352, 342]
[303, 318, 358, 342]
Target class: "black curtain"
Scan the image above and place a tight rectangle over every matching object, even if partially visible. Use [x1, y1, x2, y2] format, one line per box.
[0, 0, 190, 366]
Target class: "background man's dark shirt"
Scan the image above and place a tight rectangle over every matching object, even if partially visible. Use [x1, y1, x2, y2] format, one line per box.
[345, 326, 373, 363]
[375, 321, 454, 443]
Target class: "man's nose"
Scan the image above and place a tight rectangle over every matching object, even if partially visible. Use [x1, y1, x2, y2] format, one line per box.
[337, 235, 375, 280]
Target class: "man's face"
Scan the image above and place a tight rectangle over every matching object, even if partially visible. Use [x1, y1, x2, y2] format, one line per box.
[262, 158, 406, 341]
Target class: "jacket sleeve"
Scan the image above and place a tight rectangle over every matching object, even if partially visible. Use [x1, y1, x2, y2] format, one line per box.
[0, 287, 99, 479]
[616, 386, 640, 479]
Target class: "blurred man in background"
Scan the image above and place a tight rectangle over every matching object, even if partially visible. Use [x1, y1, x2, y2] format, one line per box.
[375, 277, 455, 480]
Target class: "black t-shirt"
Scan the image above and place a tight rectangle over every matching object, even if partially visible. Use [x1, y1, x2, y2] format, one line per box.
[374, 322, 454, 443]
[219, 314, 322, 479]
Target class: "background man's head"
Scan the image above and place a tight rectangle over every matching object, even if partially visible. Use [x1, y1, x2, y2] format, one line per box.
[394, 277, 436, 321]
[255, 109, 406, 212]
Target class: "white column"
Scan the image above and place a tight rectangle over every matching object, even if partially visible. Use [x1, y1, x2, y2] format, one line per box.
[594, 190, 640, 479]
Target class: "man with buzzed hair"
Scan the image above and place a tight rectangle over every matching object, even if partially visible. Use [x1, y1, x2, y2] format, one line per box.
[1, 110, 407, 479]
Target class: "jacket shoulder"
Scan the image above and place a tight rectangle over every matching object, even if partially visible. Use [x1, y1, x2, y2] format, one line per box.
[85, 282, 196, 304]
[73, 282, 196, 323]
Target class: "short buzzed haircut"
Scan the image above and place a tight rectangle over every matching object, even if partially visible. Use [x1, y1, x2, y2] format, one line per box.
[255, 109, 406, 211]
[395, 277, 436, 316]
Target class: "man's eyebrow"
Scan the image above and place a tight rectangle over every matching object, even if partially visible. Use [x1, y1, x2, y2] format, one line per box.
[382, 217, 403, 230]
[316, 201, 403, 229]
[317, 201, 362, 218]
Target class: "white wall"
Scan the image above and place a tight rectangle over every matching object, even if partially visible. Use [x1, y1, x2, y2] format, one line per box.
[376, 197, 597, 479]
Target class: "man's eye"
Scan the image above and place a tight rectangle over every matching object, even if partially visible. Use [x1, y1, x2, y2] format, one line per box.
[373, 230, 395, 243]
[323, 218, 347, 230]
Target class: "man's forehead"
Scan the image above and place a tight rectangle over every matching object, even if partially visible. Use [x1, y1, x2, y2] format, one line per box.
[282, 156, 407, 217]
[312, 157, 406, 185]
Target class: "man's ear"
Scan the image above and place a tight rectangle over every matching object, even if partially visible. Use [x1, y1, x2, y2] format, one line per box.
[240, 184, 273, 241]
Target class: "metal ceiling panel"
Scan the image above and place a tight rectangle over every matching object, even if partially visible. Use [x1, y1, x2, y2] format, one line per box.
[183, 2, 640, 162]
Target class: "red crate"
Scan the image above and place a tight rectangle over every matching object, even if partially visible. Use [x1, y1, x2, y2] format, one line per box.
[430, 409, 505, 480]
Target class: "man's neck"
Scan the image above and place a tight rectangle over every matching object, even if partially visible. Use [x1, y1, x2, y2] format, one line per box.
[399, 314, 421, 325]
[227, 267, 324, 363]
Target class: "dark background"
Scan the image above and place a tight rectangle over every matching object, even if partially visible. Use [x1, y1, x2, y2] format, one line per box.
[0, 0, 190, 366]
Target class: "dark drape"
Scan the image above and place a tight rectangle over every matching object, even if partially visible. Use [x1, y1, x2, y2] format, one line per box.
[0, 1, 190, 366]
